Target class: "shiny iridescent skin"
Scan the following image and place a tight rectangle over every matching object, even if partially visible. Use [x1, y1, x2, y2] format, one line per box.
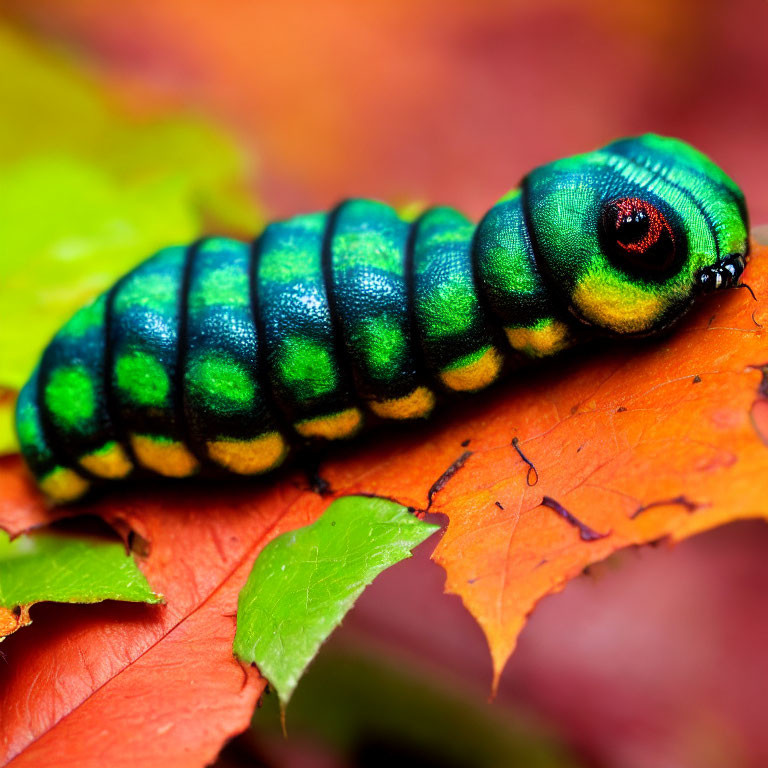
[16, 134, 749, 502]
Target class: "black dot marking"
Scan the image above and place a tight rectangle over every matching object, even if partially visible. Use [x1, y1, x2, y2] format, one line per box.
[511, 436, 538, 486]
[309, 472, 332, 496]
[427, 451, 473, 508]
[739, 283, 758, 301]
[631, 495, 699, 519]
[541, 495, 610, 541]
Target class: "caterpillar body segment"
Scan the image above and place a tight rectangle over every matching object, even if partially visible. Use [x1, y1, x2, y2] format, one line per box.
[328, 199, 423, 418]
[184, 237, 286, 475]
[16, 134, 750, 503]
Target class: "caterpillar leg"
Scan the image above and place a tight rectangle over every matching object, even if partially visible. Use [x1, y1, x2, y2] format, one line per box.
[294, 408, 363, 439]
[367, 386, 435, 420]
[505, 318, 571, 358]
[438, 346, 504, 392]
[206, 433, 287, 474]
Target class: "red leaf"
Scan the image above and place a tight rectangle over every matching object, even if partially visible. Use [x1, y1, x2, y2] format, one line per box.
[0, 482, 304, 766]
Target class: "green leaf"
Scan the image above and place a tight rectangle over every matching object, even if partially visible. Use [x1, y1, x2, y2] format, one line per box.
[233, 496, 439, 707]
[0, 25, 263, 454]
[0, 526, 161, 637]
[0, 391, 14, 455]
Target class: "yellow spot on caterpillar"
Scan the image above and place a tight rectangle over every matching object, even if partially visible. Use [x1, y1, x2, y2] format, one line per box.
[495, 187, 521, 205]
[295, 407, 363, 439]
[505, 319, 571, 358]
[40, 467, 90, 503]
[369, 386, 436, 419]
[79, 442, 133, 479]
[207, 432, 288, 474]
[439, 347, 503, 392]
[395, 199, 427, 222]
[572, 273, 664, 334]
[130, 434, 200, 477]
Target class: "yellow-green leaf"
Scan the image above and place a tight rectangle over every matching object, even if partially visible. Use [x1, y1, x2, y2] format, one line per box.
[0, 23, 263, 452]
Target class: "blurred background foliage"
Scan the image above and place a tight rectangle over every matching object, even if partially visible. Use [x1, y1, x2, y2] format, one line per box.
[0, 2, 766, 766]
[1, 0, 763, 220]
[0, 23, 261, 451]
[236, 646, 581, 768]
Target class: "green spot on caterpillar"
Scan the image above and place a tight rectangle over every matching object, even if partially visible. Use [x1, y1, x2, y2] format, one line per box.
[114, 351, 170, 408]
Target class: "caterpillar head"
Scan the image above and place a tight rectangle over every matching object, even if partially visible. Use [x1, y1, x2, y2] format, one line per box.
[523, 134, 749, 335]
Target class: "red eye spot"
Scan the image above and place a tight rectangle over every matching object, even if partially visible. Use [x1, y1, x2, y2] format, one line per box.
[600, 198, 678, 274]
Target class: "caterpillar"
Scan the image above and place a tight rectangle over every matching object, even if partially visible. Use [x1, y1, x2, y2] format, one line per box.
[15, 134, 750, 503]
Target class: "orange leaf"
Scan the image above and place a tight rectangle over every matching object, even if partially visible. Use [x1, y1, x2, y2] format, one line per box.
[1, 247, 767, 764]
[430, 243, 768, 688]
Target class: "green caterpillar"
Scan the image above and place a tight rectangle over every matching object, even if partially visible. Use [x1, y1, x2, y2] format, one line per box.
[15, 134, 749, 503]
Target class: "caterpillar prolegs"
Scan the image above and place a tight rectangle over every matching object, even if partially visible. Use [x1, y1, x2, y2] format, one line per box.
[16, 134, 750, 503]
